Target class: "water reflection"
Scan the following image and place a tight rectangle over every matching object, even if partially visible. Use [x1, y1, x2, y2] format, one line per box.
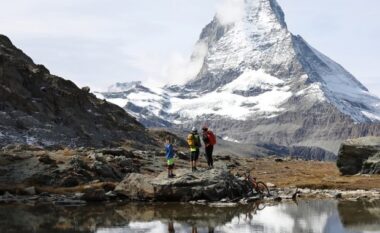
[0, 200, 379, 233]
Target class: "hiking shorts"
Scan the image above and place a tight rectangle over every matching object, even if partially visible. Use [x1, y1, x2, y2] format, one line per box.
[190, 150, 199, 161]
[167, 158, 174, 169]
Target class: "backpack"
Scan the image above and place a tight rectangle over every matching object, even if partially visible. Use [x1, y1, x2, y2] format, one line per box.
[188, 133, 201, 148]
[207, 131, 217, 145]
[187, 134, 195, 147]
[194, 134, 201, 148]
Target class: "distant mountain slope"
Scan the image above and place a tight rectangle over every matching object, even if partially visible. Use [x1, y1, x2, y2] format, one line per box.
[0, 35, 154, 148]
[98, 0, 380, 157]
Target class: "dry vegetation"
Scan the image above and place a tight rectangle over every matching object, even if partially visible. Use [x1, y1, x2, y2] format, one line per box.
[229, 157, 380, 190]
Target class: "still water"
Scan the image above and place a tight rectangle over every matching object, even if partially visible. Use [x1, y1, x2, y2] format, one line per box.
[0, 200, 379, 233]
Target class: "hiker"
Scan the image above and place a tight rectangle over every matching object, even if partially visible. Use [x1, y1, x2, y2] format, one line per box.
[165, 137, 176, 178]
[187, 127, 201, 172]
[202, 126, 216, 169]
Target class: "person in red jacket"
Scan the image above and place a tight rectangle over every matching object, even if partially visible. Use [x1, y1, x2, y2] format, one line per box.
[202, 126, 216, 169]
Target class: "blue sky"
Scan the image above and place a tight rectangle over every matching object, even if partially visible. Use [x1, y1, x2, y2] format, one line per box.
[0, 0, 379, 95]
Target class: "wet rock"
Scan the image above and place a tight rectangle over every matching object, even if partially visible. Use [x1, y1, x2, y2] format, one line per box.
[337, 137, 380, 175]
[115, 168, 250, 202]
[81, 188, 107, 202]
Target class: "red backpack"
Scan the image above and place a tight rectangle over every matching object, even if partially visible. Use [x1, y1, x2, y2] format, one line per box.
[207, 131, 217, 145]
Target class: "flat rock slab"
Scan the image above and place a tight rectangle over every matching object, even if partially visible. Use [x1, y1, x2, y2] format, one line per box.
[115, 168, 250, 202]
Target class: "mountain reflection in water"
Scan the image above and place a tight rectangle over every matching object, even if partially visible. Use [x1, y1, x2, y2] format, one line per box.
[0, 200, 379, 233]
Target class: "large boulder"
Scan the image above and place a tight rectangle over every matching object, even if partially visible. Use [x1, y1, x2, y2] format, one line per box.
[115, 168, 250, 202]
[337, 137, 380, 175]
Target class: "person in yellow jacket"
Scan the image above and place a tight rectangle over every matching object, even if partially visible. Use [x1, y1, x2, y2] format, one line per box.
[187, 127, 201, 172]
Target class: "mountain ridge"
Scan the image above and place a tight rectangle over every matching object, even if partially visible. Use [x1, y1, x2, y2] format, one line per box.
[0, 34, 155, 148]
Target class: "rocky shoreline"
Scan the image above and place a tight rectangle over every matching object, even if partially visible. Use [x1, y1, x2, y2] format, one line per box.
[1, 144, 379, 207]
[1, 186, 379, 207]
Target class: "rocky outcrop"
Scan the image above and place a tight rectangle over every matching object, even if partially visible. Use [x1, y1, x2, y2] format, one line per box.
[0, 34, 154, 148]
[0, 145, 145, 187]
[115, 168, 250, 202]
[337, 137, 380, 175]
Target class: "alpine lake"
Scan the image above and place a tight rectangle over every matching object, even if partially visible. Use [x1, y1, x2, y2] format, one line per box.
[0, 199, 379, 233]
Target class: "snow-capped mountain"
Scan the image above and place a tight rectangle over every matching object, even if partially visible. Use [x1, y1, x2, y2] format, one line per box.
[97, 0, 380, 157]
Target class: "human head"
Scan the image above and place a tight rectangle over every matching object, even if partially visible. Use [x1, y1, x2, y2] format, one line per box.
[191, 127, 197, 133]
[202, 126, 208, 132]
[165, 137, 171, 144]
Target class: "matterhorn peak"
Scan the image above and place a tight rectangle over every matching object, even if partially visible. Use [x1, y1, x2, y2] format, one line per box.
[216, 0, 287, 29]
[100, 0, 380, 157]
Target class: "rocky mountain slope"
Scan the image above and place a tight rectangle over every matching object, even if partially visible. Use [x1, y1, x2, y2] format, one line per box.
[97, 0, 380, 158]
[0, 35, 154, 148]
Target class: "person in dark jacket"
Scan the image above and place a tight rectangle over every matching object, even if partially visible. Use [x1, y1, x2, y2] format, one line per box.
[202, 126, 216, 169]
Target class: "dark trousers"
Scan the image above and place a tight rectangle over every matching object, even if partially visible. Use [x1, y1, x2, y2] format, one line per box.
[205, 145, 214, 167]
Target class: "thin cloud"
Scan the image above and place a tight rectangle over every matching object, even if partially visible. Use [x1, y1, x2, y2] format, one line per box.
[216, 0, 245, 25]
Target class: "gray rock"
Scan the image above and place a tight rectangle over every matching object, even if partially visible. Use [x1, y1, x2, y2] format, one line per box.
[337, 137, 380, 175]
[115, 168, 250, 202]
